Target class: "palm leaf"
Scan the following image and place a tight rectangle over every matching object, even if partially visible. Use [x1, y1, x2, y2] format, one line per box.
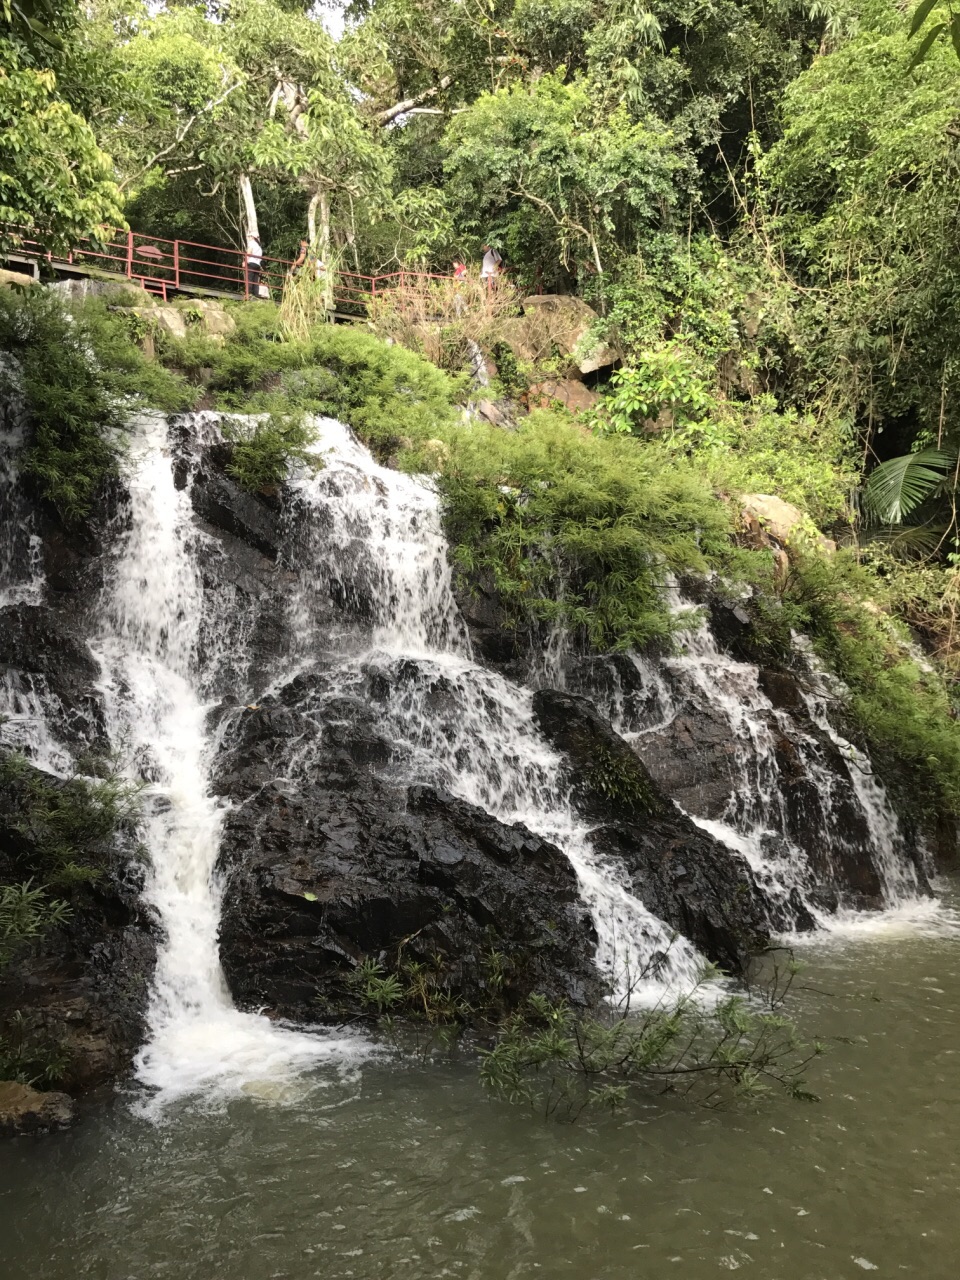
[862, 522, 950, 559]
[862, 448, 957, 524]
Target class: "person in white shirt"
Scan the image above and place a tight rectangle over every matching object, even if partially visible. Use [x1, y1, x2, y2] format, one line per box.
[245, 231, 263, 297]
[480, 243, 502, 280]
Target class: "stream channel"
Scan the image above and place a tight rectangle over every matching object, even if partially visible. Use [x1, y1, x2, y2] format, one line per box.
[1, 898, 959, 1280]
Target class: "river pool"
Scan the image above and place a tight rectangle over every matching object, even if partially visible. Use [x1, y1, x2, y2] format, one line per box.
[2, 897, 959, 1280]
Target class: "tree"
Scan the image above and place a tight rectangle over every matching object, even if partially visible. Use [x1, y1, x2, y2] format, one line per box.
[443, 72, 683, 289]
[0, 0, 123, 250]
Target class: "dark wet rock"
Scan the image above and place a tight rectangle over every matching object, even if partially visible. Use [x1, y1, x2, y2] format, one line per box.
[216, 688, 601, 1020]
[532, 690, 777, 971]
[0, 756, 157, 1091]
[190, 467, 282, 561]
[0, 1081, 76, 1137]
[0, 603, 107, 751]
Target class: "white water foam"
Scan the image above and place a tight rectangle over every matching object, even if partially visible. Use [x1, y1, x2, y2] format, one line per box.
[93, 415, 368, 1109]
[285, 419, 708, 1004]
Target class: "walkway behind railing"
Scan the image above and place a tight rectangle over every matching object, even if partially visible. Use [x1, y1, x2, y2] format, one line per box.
[3, 227, 457, 314]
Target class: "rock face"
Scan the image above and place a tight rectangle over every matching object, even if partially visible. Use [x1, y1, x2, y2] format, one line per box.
[0, 1081, 76, 1137]
[532, 690, 775, 971]
[216, 685, 602, 1018]
[501, 295, 617, 375]
[0, 755, 157, 1092]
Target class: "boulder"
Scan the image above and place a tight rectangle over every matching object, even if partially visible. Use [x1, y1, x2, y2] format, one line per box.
[528, 378, 598, 414]
[0, 268, 39, 290]
[500, 295, 617, 376]
[126, 305, 187, 342]
[216, 683, 602, 1018]
[0, 1082, 75, 1138]
[532, 690, 775, 970]
[741, 493, 836, 555]
[182, 299, 236, 339]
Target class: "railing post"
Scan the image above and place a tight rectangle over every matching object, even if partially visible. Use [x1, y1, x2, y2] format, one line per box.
[173, 241, 180, 291]
[126, 230, 133, 279]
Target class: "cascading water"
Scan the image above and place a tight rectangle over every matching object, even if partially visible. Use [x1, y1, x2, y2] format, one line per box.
[0, 372, 73, 775]
[587, 589, 928, 932]
[91, 414, 366, 1107]
[281, 419, 707, 1003]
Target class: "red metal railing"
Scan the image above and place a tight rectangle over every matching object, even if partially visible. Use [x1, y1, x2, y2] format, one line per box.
[1, 226, 460, 311]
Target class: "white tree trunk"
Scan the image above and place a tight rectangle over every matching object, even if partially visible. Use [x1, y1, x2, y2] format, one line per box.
[308, 188, 334, 312]
[239, 173, 260, 243]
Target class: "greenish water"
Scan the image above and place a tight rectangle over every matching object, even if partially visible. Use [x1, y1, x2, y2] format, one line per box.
[2, 903, 960, 1280]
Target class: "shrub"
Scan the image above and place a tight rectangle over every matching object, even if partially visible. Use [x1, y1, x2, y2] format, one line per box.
[223, 412, 318, 491]
[402, 409, 750, 650]
[0, 882, 70, 972]
[0, 752, 143, 888]
[670, 395, 857, 528]
[0, 290, 194, 519]
[481, 980, 821, 1120]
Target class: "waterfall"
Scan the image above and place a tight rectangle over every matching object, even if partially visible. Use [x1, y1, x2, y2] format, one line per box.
[281, 419, 708, 1003]
[4, 400, 939, 1105]
[91, 414, 366, 1108]
[592, 593, 927, 932]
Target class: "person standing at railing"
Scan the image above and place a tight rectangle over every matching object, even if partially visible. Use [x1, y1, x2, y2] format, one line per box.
[480, 244, 502, 281]
[246, 230, 264, 297]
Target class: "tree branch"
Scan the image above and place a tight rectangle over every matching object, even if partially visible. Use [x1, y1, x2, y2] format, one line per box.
[376, 76, 452, 127]
[119, 81, 242, 192]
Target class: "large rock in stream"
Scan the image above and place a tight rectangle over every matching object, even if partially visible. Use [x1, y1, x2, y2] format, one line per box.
[216, 689, 603, 1019]
[532, 690, 777, 972]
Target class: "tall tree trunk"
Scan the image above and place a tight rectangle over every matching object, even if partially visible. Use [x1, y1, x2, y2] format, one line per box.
[307, 187, 334, 312]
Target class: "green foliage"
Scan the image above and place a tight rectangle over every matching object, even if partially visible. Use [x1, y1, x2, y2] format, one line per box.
[905, 0, 960, 67]
[0, 1012, 69, 1088]
[588, 744, 662, 817]
[0, 30, 123, 253]
[0, 751, 143, 888]
[223, 412, 318, 492]
[348, 956, 472, 1024]
[862, 447, 957, 525]
[672, 395, 857, 528]
[481, 974, 821, 1121]
[599, 345, 714, 434]
[0, 880, 70, 971]
[420, 410, 740, 650]
[0, 289, 193, 519]
[443, 72, 683, 287]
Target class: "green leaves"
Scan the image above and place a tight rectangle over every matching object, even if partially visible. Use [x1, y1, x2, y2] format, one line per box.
[909, 21, 947, 68]
[910, 0, 941, 37]
[862, 448, 957, 524]
[906, 0, 960, 67]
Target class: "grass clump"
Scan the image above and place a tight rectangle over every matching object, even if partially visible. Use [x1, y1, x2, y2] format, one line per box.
[223, 412, 318, 492]
[0, 290, 194, 520]
[0, 752, 142, 888]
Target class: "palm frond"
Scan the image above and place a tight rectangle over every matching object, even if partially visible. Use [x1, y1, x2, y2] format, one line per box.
[862, 521, 951, 559]
[862, 447, 957, 524]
